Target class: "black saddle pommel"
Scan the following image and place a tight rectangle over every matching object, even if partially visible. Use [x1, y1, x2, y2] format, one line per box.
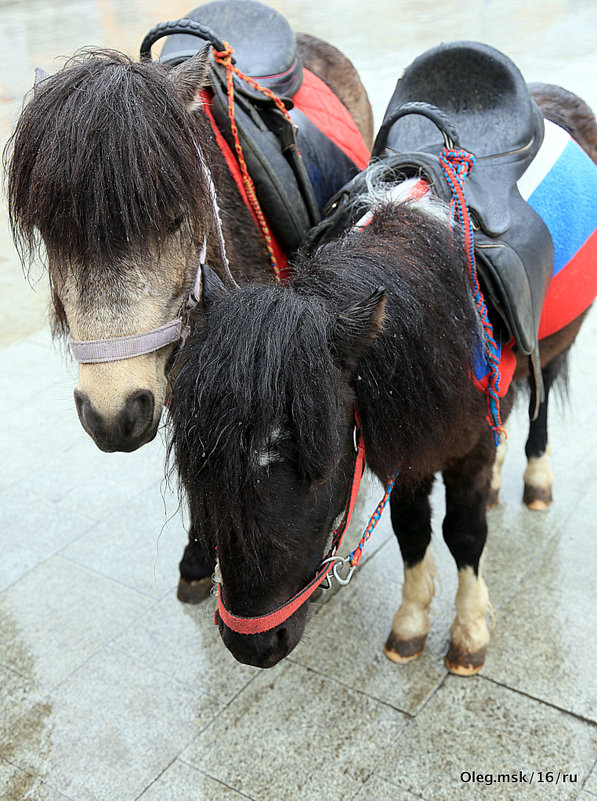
[155, 1, 303, 99]
[140, 19, 228, 61]
[373, 102, 461, 157]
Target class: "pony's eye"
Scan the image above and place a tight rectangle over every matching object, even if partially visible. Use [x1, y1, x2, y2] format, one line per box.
[167, 215, 184, 233]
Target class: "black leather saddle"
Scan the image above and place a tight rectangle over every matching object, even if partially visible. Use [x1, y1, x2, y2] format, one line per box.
[140, 1, 361, 253]
[308, 41, 554, 412]
[374, 41, 555, 410]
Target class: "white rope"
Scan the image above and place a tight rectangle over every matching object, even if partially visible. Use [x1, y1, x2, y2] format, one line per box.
[197, 144, 239, 288]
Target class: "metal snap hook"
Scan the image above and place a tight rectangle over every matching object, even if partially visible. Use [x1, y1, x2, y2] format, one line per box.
[319, 555, 356, 589]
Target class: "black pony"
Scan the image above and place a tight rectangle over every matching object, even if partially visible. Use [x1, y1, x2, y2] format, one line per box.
[168, 62, 597, 670]
[168, 176, 589, 672]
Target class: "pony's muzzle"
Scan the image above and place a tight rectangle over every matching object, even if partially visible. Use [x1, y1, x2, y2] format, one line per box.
[74, 388, 156, 452]
[219, 622, 293, 669]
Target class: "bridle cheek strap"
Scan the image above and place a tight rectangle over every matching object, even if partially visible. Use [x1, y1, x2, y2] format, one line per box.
[215, 424, 367, 635]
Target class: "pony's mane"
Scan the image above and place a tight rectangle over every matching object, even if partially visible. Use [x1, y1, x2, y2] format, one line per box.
[170, 195, 482, 557]
[168, 283, 343, 556]
[5, 49, 211, 274]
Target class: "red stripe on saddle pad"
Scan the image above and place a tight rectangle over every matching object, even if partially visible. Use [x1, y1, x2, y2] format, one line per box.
[200, 91, 290, 279]
[293, 69, 370, 169]
[538, 228, 597, 340]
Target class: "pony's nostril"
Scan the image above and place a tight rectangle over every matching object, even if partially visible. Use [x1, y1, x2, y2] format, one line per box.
[123, 389, 155, 437]
[274, 627, 288, 649]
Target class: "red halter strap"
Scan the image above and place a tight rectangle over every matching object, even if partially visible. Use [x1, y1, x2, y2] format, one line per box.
[214, 414, 367, 635]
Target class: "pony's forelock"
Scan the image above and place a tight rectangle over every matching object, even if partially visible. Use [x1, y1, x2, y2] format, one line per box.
[168, 283, 346, 554]
[5, 48, 213, 277]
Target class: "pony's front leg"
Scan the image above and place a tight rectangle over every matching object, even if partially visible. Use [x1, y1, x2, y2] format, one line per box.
[177, 526, 216, 604]
[442, 436, 494, 675]
[385, 476, 436, 663]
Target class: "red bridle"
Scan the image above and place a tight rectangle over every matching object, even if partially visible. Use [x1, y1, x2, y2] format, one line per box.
[214, 416, 367, 635]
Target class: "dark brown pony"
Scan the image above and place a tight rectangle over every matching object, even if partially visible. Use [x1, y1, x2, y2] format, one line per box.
[5, 40, 371, 454]
[167, 84, 596, 672]
[5, 35, 372, 602]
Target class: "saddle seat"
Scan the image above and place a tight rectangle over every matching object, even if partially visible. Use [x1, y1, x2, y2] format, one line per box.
[372, 41, 555, 407]
[159, 0, 302, 97]
[151, 0, 366, 252]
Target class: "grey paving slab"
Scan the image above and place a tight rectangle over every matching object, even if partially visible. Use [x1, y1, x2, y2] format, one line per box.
[585, 764, 597, 795]
[0, 756, 73, 801]
[0, 427, 39, 492]
[0, 332, 69, 415]
[352, 775, 424, 800]
[19, 434, 167, 524]
[0, 480, 95, 591]
[138, 760, 253, 801]
[0, 666, 44, 740]
[377, 676, 597, 801]
[111, 592, 256, 705]
[482, 505, 597, 722]
[61, 482, 188, 599]
[182, 661, 408, 801]
[0, 556, 153, 688]
[0, 647, 221, 801]
[290, 539, 448, 716]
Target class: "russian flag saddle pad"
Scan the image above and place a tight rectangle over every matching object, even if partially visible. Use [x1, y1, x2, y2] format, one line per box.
[475, 119, 597, 396]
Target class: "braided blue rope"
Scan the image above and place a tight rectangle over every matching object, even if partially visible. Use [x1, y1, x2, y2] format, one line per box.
[349, 469, 399, 567]
[438, 148, 504, 445]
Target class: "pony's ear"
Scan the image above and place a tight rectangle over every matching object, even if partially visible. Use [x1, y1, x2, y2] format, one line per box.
[331, 286, 386, 372]
[200, 263, 229, 309]
[168, 43, 212, 111]
[33, 67, 50, 95]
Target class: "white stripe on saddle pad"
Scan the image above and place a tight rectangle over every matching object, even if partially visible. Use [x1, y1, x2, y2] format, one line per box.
[517, 120, 570, 201]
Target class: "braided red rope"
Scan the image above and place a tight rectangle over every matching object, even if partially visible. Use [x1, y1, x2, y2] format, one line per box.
[439, 148, 506, 446]
[212, 42, 297, 282]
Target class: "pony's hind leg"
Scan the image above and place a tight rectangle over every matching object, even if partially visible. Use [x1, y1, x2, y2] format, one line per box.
[442, 435, 494, 675]
[488, 437, 508, 507]
[385, 476, 436, 663]
[523, 355, 565, 509]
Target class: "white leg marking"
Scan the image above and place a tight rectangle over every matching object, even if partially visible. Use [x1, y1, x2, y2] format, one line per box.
[523, 443, 553, 492]
[391, 545, 436, 641]
[450, 566, 490, 655]
[490, 437, 508, 496]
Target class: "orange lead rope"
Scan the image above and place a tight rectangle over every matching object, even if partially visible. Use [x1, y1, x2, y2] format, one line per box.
[212, 42, 298, 282]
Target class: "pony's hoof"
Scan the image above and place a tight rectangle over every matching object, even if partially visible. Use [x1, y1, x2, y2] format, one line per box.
[384, 632, 427, 663]
[523, 484, 553, 510]
[177, 576, 212, 604]
[445, 642, 486, 676]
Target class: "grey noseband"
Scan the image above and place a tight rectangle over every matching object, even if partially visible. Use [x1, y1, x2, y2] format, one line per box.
[68, 318, 191, 364]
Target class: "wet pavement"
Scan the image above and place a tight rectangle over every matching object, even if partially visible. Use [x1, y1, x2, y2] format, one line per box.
[1, 1, 597, 799]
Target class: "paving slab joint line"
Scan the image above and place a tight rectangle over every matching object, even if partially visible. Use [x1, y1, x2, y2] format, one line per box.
[0, 754, 76, 801]
[176, 761, 260, 801]
[55, 552, 166, 602]
[133, 755, 178, 801]
[44, 596, 180, 695]
[479, 674, 597, 726]
[284, 656, 414, 717]
[181, 671, 261, 744]
[492, 520, 568, 614]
